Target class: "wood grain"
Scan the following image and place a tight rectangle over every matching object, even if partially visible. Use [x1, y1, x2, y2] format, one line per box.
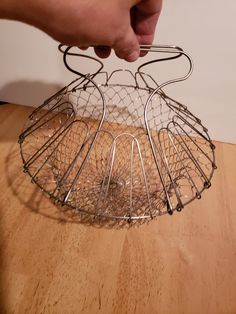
[0, 104, 236, 314]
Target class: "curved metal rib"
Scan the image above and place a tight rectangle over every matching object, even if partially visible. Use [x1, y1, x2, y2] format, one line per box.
[59, 44, 104, 80]
[139, 45, 193, 89]
[62, 78, 106, 203]
[18, 43, 216, 221]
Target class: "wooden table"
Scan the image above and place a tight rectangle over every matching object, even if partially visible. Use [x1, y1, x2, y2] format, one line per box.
[0, 104, 236, 314]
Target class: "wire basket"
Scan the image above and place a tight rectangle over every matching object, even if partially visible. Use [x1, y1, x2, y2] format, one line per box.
[19, 45, 216, 222]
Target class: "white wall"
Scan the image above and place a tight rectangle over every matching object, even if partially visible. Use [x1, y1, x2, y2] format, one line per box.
[157, 0, 236, 144]
[0, 0, 235, 143]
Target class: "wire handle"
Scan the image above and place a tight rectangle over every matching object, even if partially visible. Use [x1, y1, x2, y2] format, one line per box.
[138, 45, 193, 90]
[58, 44, 104, 79]
[59, 44, 193, 89]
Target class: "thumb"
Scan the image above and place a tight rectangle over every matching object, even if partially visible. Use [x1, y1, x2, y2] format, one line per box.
[113, 26, 140, 62]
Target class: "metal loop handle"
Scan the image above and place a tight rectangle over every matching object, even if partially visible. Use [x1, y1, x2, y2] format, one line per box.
[58, 44, 104, 79]
[138, 45, 193, 90]
[59, 44, 193, 90]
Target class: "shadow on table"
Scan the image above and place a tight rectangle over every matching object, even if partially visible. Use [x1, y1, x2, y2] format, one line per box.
[0, 80, 62, 107]
[4, 143, 148, 230]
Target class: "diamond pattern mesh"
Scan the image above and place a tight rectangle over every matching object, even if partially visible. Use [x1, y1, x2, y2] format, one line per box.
[19, 76, 216, 221]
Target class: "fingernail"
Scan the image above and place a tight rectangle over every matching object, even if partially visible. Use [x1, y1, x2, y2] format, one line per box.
[126, 50, 140, 62]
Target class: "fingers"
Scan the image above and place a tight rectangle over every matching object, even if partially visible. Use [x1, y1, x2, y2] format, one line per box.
[79, 46, 111, 58]
[135, 10, 160, 56]
[113, 0, 162, 61]
[113, 25, 140, 62]
[135, 0, 163, 16]
[77, 0, 162, 62]
[94, 46, 111, 58]
[79, 46, 89, 51]
[134, 0, 162, 56]
[134, 11, 160, 43]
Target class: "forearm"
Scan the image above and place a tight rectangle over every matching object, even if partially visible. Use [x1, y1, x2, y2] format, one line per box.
[0, 0, 53, 30]
[0, 0, 162, 62]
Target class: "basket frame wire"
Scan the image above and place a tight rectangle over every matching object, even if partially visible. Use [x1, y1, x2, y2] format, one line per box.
[19, 45, 216, 221]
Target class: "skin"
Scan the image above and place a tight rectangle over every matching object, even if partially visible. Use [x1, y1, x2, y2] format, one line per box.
[0, 0, 162, 61]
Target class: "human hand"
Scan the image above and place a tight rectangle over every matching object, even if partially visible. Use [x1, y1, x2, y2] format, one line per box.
[92, 0, 163, 60]
[0, 0, 162, 61]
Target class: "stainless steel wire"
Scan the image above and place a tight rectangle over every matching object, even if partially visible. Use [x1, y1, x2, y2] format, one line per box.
[19, 45, 216, 221]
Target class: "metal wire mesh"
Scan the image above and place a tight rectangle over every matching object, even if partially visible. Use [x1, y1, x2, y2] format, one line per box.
[19, 45, 216, 221]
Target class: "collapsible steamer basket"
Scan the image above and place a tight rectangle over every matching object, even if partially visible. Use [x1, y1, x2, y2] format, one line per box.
[19, 45, 216, 222]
